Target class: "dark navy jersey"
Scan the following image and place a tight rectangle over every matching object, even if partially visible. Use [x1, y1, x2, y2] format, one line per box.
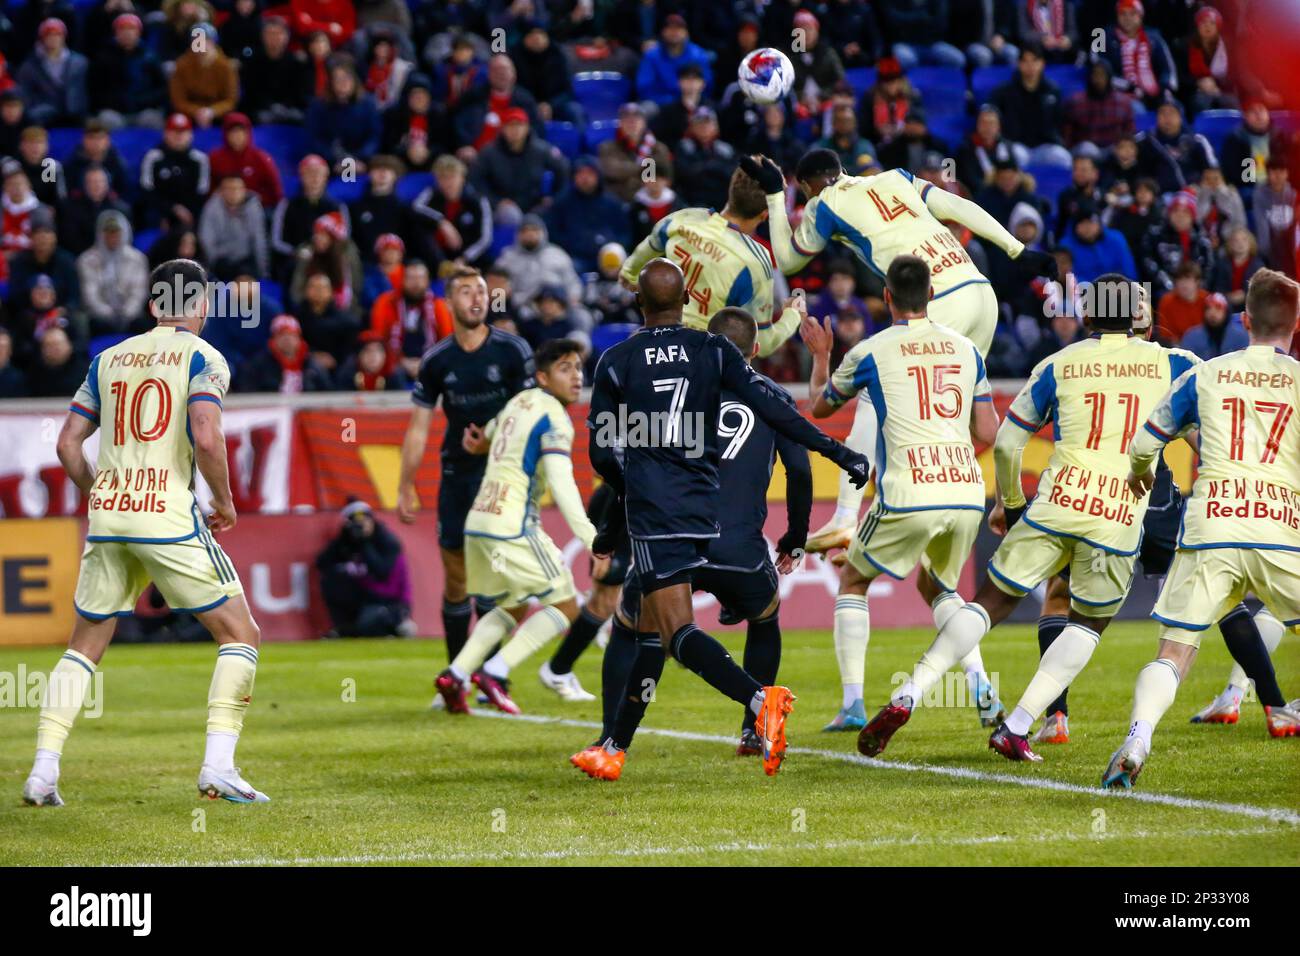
[412, 327, 534, 465]
[587, 324, 854, 540]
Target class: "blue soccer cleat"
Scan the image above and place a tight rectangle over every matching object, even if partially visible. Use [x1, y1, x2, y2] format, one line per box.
[822, 698, 867, 732]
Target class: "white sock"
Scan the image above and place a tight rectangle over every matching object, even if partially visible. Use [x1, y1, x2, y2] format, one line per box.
[749, 689, 766, 716]
[203, 731, 238, 772]
[1225, 607, 1285, 692]
[1006, 706, 1035, 736]
[960, 645, 987, 700]
[32, 748, 60, 784]
[932, 591, 963, 632]
[1131, 658, 1181, 742]
[842, 684, 863, 709]
[1009, 624, 1100, 732]
[833, 504, 860, 525]
[833, 594, 870, 707]
[897, 603, 991, 706]
[1130, 719, 1155, 748]
[450, 606, 517, 676]
[491, 605, 571, 676]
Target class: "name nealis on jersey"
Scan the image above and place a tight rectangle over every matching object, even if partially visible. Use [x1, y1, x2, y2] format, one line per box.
[465, 388, 574, 540]
[70, 326, 231, 542]
[1008, 335, 1198, 553]
[1145, 346, 1300, 551]
[825, 318, 989, 511]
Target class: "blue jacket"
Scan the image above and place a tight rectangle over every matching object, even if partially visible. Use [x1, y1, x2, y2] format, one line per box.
[636, 41, 713, 106]
[1180, 315, 1250, 360]
[543, 171, 629, 274]
[307, 95, 383, 167]
[1060, 227, 1137, 285]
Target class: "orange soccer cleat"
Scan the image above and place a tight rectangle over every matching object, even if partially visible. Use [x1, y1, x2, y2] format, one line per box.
[1032, 710, 1070, 745]
[755, 686, 797, 776]
[569, 744, 602, 773]
[577, 746, 626, 781]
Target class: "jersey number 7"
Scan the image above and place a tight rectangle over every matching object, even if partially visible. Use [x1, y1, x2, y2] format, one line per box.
[1222, 398, 1293, 463]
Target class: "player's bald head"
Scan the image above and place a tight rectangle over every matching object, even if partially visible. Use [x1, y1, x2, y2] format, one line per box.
[637, 257, 687, 322]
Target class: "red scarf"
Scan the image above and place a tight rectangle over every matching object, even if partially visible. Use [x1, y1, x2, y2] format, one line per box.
[1188, 39, 1228, 82]
[366, 61, 394, 105]
[312, 56, 329, 98]
[1231, 257, 1248, 291]
[872, 93, 908, 139]
[387, 294, 441, 356]
[1028, 0, 1065, 38]
[617, 128, 657, 162]
[1120, 30, 1159, 97]
[272, 339, 308, 394]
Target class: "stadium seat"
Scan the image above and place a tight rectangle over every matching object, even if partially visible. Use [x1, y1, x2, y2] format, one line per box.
[584, 119, 618, 152]
[193, 126, 222, 153]
[396, 172, 434, 203]
[46, 127, 82, 162]
[1135, 111, 1158, 135]
[590, 322, 638, 356]
[1273, 110, 1300, 134]
[1193, 109, 1241, 155]
[929, 114, 971, 150]
[490, 221, 516, 258]
[907, 67, 966, 105]
[1025, 162, 1072, 209]
[133, 228, 160, 253]
[971, 66, 1013, 107]
[0, 281, 8, 303]
[89, 333, 130, 358]
[545, 120, 581, 159]
[112, 127, 158, 176]
[572, 72, 631, 121]
[844, 67, 877, 97]
[256, 124, 309, 170]
[1045, 64, 1087, 99]
[327, 176, 368, 203]
[260, 279, 283, 310]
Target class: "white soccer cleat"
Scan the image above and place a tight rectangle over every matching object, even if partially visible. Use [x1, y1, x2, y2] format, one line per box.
[1189, 692, 1240, 725]
[198, 765, 270, 804]
[1265, 704, 1300, 738]
[1101, 736, 1149, 790]
[805, 518, 855, 554]
[22, 775, 64, 807]
[539, 661, 597, 702]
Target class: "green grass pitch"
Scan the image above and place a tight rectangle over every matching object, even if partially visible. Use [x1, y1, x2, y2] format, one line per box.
[1, 623, 1297, 866]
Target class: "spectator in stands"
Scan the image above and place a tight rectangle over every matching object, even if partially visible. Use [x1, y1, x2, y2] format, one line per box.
[628, 168, 684, 245]
[1, 161, 46, 279]
[383, 73, 444, 171]
[234, 313, 332, 392]
[674, 108, 737, 211]
[27, 323, 86, 398]
[1141, 190, 1215, 296]
[822, 0, 884, 68]
[1155, 260, 1209, 342]
[412, 153, 492, 268]
[512, 21, 576, 125]
[743, 103, 804, 175]
[6, 208, 79, 315]
[1210, 225, 1263, 311]
[368, 258, 450, 378]
[814, 104, 879, 177]
[452, 53, 541, 154]
[208, 112, 283, 210]
[637, 13, 714, 107]
[544, 157, 628, 276]
[878, 108, 946, 173]
[495, 215, 584, 316]
[810, 260, 878, 342]
[360, 25, 412, 112]
[1056, 145, 1105, 240]
[600, 103, 673, 203]
[60, 165, 131, 256]
[432, 32, 486, 115]
[140, 113, 211, 229]
[0, 91, 26, 160]
[651, 64, 714, 150]
[484, 264, 522, 330]
[304, 29, 335, 100]
[146, 226, 204, 270]
[1027, 309, 1085, 368]
[989, 200, 1048, 304]
[975, 157, 1048, 227]
[12, 274, 78, 364]
[1220, 99, 1281, 192]
[1137, 95, 1216, 195]
[335, 328, 409, 391]
[470, 107, 568, 222]
[1018, 0, 1080, 63]
[1196, 166, 1246, 249]
[315, 500, 413, 638]
[361, 232, 404, 307]
[16, 18, 88, 128]
[284, 0, 356, 46]
[955, 106, 1020, 195]
[1103, 0, 1177, 110]
[1182, 5, 1233, 113]
[354, 0, 413, 53]
[949, 0, 1019, 68]
[1105, 175, 1162, 261]
[158, 0, 215, 63]
[879, 0, 967, 69]
[220, 0, 264, 65]
[169, 22, 239, 128]
[1180, 291, 1247, 360]
[307, 56, 383, 174]
[860, 57, 918, 146]
[1060, 200, 1137, 284]
[584, 242, 639, 326]
[89, 12, 168, 129]
[990, 43, 1070, 166]
[77, 210, 148, 337]
[16, 127, 66, 209]
[198, 174, 269, 279]
[519, 284, 581, 349]
[271, 154, 344, 283]
[290, 211, 363, 318]
[346, 153, 415, 265]
[294, 270, 360, 371]
[790, 9, 845, 108]
[1102, 132, 1142, 197]
[0, 328, 29, 399]
[1253, 156, 1296, 276]
[240, 14, 312, 125]
[1063, 58, 1135, 150]
[66, 120, 132, 204]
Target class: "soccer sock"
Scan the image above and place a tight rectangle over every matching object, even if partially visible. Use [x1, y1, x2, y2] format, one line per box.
[600, 618, 640, 740]
[1129, 658, 1182, 746]
[1220, 605, 1286, 707]
[833, 594, 870, 707]
[548, 606, 607, 676]
[32, 650, 96, 781]
[485, 605, 570, 679]
[441, 598, 473, 663]
[449, 606, 516, 680]
[670, 624, 763, 707]
[204, 643, 259, 772]
[1006, 624, 1099, 735]
[895, 603, 990, 706]
[1036, 615, 1070, 716]
[741, 612, 782, 732]
[932, 591, 963, 631]
[959, 645, 986, 697]
[611, 633, 666, 751]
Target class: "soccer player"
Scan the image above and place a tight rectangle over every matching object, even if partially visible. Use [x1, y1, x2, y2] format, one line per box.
[799, 255, 1000, 735]
[619, 165, 803, 358]
[857, 274, 1196, 761]
[431, 339, 607, 714]
[579, 259, 869, 779]
[572, 305, 814, 774]
[23, 259, 266, 807]
[397, 265, 534, 679]
[1104, 269, 1300, 788]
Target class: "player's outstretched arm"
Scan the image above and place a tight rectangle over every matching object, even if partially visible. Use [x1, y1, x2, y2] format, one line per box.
[992, 416, 1033, 526]
[541, 452, 598, 549]
[774, 434, 813, 564]
[923, 188, 1055, 278]
[586, 354, 626, 494]
[56, 412, 97, 495]
[190, 401, 237, 532]
[619, 231, 663, 290]
[799, 312, 838, 417]
[741, 156, 819, 277]
[972, 393, 1000, 447]
[397, 405, 433, 523]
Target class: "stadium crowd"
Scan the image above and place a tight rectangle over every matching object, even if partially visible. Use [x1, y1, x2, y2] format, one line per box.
[0, 0, 1296, 398]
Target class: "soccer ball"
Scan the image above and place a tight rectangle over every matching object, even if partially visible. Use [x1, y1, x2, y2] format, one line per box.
[738, 48, 795, 105]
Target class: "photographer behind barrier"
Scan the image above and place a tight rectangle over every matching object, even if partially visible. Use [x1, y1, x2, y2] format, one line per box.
[315, 500, 416, 638]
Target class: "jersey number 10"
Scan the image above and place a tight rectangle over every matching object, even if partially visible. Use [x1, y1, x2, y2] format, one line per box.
[108, 378, 173, 445]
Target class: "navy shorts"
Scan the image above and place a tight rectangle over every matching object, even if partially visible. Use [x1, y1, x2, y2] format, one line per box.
[628, 536, 710, 595]
[619, 558, 778, 625]
[437, 460, 487, 551]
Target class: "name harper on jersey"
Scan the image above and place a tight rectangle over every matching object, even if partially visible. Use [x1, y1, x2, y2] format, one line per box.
[107, 350, 184, 369]
[1059, 361, 1162, 380]
[1214, 369, 1295, 389]
[644, 344, 691, 364]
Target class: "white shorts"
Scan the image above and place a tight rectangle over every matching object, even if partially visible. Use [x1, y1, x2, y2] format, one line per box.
[929, 280, 998, 356]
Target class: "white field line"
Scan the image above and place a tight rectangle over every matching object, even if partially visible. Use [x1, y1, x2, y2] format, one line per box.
[473, 709, 1300, 826]
[139, 825, 1280, 867]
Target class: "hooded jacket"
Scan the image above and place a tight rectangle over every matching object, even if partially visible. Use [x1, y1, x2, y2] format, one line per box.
[77, 210, 149, 330]
[209, 117, 284, 209]
[543, 160, 630, 273]
[470, 129, 569, 214]
[493, 218, 584, 311]
[198, 190, 269, 276]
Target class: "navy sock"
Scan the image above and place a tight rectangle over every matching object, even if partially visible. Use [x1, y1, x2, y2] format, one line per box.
[441, 598, 472, 663]
[1218, 603, 1286, 708]
[669, 624, 762, 708]
[610, 633, 665, 751]
[1037, 615, 1070, 717]
[549, 607, 606, 676]
[740, 613, 782, 732]
[600, 618, 639, 741]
